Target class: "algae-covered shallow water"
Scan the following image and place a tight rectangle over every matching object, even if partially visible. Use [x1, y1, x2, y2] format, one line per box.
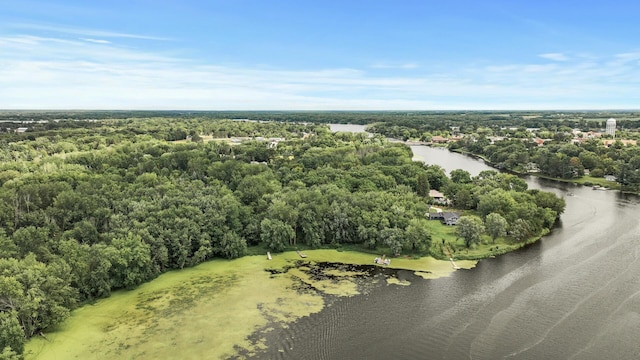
[26, 250, 472, 360]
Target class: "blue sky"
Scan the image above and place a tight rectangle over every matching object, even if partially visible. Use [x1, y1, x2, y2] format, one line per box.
[1, 0, 639, 110]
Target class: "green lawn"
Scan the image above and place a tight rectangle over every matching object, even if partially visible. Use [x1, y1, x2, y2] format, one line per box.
[424, 219, 547, 260]
[571, 175, 619, 189]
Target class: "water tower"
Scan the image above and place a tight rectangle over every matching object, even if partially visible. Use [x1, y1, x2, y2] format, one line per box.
[606, 118, 616, 138]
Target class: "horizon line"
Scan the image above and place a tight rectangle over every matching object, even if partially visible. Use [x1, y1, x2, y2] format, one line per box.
[1, 108, 639, 113]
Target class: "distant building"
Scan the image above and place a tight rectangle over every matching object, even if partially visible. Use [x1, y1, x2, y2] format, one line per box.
[15, 127, 28, 133]
[428, 211, 461, 225]
[431, 136, 449, 143]
[533, 138, 545, 146]
[441, 212, 460, 226]
[606, 118, 616, 137]
[429, 189, 445, 201]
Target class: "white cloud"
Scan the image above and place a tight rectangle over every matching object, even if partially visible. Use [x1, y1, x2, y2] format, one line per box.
[539, 53, 569, 61]
[1, 33, 639, 110]
[81, 38, 111, 44]
[370, 62, 420, 70]
[9, 22, 171, 41]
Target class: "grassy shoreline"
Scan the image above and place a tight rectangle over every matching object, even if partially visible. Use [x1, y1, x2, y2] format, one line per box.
[25, 250, 474, 360]
[24, 211, 548, 359]
[416, 216, 551, 261]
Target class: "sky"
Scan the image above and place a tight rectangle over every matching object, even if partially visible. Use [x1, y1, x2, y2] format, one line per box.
[1, 0, 639, 110]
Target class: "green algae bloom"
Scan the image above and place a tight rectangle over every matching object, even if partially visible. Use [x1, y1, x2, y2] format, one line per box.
[26, 250, 474, 360]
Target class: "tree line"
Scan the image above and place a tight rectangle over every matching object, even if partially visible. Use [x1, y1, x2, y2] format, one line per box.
[450, 137, 640, 191]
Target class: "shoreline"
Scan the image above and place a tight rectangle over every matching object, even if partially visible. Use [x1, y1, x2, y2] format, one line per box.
[25, 249, 475, 359]
[449, 147, 628, 193]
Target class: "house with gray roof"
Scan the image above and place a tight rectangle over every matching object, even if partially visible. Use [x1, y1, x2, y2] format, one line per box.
[428, 211, 461, 225]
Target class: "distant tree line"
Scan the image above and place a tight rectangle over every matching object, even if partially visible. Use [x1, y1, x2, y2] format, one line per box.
[3, 110, 640, 129]
[449, 137, 640, 191]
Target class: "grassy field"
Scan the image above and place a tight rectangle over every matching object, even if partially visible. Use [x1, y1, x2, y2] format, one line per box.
[25, 250, 474, 360]
[569, 175, 619, 189]
[424, 218, 547, 260]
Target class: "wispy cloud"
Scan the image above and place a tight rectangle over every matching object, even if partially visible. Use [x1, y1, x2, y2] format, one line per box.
[1, 32, 639, 110]
[81, 38, 111, 44]
[0, 35, 180, 63]
[608, 51, 640, 67]
[9, 22, 171, 41]
[539, 53, 569, 61]
[371, 62, 420, 70]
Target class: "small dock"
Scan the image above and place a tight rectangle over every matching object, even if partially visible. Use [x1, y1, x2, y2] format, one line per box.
[374, 254, 391, 266]
[444, 247, 460, 269]
[296, 250, 307, 258]
[267, 252, 272, 260]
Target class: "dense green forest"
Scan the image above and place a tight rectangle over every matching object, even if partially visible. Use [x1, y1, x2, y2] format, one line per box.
[0, 117, 566, 358]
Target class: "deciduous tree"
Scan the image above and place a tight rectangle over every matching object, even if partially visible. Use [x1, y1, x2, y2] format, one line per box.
[0, 311, 23, 356]
[260, 218, 294, 252]
[485, 213, 507, 242]
[404, 218, 432, 253]
[456, 216, 485, 248]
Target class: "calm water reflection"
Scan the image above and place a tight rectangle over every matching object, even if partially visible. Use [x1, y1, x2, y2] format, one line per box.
[257, 126, 640, 359]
